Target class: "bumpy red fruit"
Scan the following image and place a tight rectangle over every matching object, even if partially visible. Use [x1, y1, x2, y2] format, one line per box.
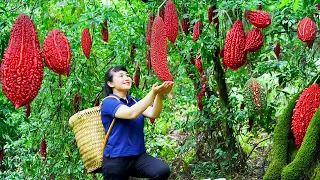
[274, 42, 280, 59]
[150, 16, 173, 81]
[101, 20, 108, 43]
[81, 27, 92, 58]
[244, 78, 267, 116]
[297, 16, 317, 48]
[245, 28, 264, 52]
[292, 84, 320, 149]
[223, 20, 246, 70]
[197, 87, 205, 111]
[43, 28, 72, 76]
[130, 45, 136, 59]
[208, 6, 213, 24]
[245, 10, 271, 28]
[165, 0, 179, 44]
[25, 104, 31, 119]
[134, 64, 140, 88]
[146, 15, 155, 46]
[195, 50, 203, 73]
[40, 138, 47, 162]
[192, 21, 203, 42]
[181, 18, 190, 36]
[1, 14, 43, 109]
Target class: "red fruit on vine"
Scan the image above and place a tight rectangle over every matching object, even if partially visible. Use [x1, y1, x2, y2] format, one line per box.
[292, 84, 320, 149]
[245, 10, 271, 28]
[150, 16, 173, 81]
[274, 42, 280, 59]
[297, 16, 317, 49]
[1, 14, 43, 109]
[223, 20, 246, 70]
[101, 20, 108, 43]
[81, 27, 92, 58]
[40, 138, 47, 162]
[181, 18, 190, 35]
[192, 21, 203, 42]
[164, 0, 179, 44]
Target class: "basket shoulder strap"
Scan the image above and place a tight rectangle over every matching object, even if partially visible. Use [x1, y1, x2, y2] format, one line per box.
[101, 95, 120, 149]
[99, 95, 120, 110]
[101, 95, 120, 103]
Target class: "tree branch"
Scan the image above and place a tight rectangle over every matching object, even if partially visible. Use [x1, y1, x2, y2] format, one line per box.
[245, 137, 271, 162]
[30, 0, 39, 19]
[127, 0, 143, 22]
[0, 2, 26, 14]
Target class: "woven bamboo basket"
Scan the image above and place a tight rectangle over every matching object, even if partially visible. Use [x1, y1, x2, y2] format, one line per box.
[69, 106, 105, 173]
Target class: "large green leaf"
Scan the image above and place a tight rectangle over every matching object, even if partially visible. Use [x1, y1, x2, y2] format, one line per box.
[293, 0, 300, 12]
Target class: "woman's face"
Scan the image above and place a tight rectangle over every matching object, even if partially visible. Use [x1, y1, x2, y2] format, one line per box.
[108, 70, 132, 92]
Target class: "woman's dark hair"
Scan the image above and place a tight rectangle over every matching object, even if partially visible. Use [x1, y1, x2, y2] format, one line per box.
[104, 66, 128, 97]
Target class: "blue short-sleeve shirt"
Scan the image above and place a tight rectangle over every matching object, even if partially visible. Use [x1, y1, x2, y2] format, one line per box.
[101, 94, 146, 158]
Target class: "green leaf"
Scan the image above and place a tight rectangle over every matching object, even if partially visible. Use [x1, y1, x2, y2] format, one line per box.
[279, 0, 290, 9]
[302, 0, 309, 9]
[293, 0, 300, 12]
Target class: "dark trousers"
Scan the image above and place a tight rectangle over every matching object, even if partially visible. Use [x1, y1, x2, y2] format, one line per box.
[102, 153, 170, 180]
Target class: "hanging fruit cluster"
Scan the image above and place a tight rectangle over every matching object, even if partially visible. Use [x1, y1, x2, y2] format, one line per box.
[222, 8, 271, 70]
[1, 13, 73, 114]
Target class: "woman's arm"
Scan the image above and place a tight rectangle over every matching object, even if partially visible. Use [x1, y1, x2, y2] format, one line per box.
[114, 82, 170, 119]
[142, 94, 163, 119]
[143, 81, 173, 118]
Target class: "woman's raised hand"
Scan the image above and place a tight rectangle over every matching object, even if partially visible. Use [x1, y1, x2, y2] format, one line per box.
[151, 81, 174, 95]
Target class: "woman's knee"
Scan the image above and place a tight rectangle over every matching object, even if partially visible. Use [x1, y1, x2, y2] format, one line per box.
[154, 163, 170, 179]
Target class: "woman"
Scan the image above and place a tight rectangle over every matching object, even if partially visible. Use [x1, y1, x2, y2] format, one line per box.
[101, 65, 174, 180]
